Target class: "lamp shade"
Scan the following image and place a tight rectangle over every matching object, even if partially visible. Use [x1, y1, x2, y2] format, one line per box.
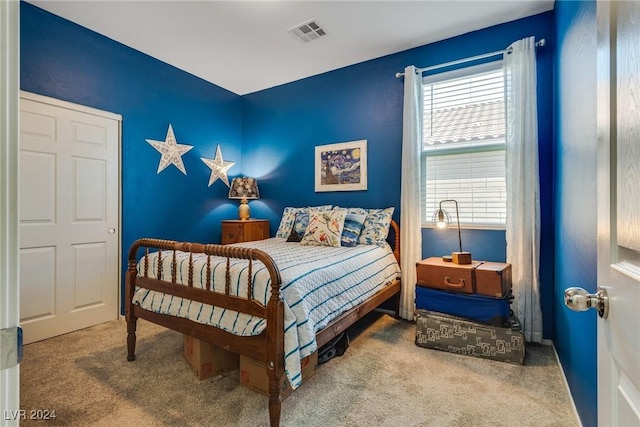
[228, 177, 259, 200]
[432, 199, 471, 264]
[432, 208, 451, 229]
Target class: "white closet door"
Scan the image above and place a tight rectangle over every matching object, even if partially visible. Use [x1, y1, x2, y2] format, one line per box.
[19, 92, 120, 344]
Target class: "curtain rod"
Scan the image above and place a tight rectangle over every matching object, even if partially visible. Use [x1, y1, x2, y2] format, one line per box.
[395, 38, 546, 79]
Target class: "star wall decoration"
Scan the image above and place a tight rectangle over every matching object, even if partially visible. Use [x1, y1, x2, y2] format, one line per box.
[201, 144, 235, 187]
[145, 124, 193, 175]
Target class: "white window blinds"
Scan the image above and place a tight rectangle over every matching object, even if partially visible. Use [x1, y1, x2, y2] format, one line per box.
[421, 62, 506, 227]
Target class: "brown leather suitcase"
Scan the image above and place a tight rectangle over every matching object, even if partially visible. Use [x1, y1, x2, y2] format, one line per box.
[475, 262, 511, 298]
[416, 257, 511, 297]
[416, 257, 483, 294]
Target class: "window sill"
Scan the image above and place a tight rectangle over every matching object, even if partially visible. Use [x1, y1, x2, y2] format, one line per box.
[421, 224, 506, 231]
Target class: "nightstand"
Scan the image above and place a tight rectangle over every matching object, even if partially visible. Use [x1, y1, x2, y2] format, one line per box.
[221, 219, 270, 244]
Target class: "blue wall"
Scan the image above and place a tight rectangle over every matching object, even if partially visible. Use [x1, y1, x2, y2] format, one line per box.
[554, 1, 598, 425]
[20, 2, 243, 308]
[243, 12, 555, 338]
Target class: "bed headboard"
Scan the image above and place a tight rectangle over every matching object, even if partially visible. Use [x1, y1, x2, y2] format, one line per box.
[389, 219, 400, 264]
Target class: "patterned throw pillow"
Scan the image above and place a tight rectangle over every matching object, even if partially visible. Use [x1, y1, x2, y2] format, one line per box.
[300, 208, 348, 247]
[357, 207, 395, 245]
[340, 213, 367, 247]
[275, 205, 332, 238]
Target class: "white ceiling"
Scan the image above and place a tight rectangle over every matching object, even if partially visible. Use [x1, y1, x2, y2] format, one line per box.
[27, 1, 554, 95]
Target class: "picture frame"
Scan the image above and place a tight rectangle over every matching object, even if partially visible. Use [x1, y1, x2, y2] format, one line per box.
[315, 140, 367, 192]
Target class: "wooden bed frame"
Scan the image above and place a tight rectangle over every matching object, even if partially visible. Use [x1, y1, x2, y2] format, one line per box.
[125, 220, 401, 427]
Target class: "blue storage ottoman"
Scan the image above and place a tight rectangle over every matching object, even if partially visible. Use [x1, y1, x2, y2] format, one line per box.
[415, 285, 512, 327]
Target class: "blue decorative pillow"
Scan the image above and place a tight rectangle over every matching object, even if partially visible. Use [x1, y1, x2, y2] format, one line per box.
[293, 211, 310, 238]
[340, 213, 367, 247]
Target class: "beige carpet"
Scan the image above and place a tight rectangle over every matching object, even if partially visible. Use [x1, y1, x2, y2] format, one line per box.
[19, 312, 578, 427]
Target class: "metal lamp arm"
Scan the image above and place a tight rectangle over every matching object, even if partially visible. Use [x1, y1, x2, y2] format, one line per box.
[439, 199, 462, 252]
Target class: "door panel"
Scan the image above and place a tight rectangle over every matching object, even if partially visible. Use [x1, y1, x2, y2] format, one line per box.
[73, 120, 108, 147]
[73, 157, 106, 221]
[20, 151, 56, 223]
[616, 0, 640, 254]
[72, 242, 106, 309]
[19, 247, 56, 321]
[20, 109, 56, 142]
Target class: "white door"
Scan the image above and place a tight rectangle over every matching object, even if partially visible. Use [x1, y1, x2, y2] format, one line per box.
[1, 0, 20, 422]
[19, 92, 121, 344]
[597, 1, 640, 425]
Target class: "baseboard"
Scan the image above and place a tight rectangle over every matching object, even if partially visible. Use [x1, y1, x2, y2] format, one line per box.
[551, 342, 583, 427]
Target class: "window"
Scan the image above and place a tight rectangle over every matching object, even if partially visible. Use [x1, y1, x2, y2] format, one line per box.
[421, 61, 506, 228]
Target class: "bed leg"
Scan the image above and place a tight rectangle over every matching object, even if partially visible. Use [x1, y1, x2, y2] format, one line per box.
[394, 290, 401, 319]
[127, 317, 137, 362]
[268, 396, 281, 427]
[268, 378, 282, 427]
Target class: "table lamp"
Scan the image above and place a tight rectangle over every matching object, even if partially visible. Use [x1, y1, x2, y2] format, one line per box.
[228, 177, 259, 220]
[432, 199, 471, 264]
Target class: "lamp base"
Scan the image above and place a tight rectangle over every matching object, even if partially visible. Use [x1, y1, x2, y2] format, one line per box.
[452, 251, 472, 265]
[238, 200, 250, 220]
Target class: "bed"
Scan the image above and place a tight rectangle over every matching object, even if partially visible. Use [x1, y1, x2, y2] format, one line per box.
[125, 207, 401, 427]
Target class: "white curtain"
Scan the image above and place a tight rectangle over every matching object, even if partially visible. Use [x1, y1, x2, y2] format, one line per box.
[505, 37, 543, 343]
[400, 65, 423, 320]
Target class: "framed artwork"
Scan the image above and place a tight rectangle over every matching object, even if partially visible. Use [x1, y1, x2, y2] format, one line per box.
[315, 140, 367, 192]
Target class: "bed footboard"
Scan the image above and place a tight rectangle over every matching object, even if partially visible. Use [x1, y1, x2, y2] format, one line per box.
[125, 238, 286, 426]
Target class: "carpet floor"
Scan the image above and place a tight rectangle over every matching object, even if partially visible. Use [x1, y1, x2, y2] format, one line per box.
[19, 312, 578, 427]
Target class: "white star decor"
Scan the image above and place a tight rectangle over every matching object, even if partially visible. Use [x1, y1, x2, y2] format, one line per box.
[145, 124, 193, 175]
[201, 145, 235, 187]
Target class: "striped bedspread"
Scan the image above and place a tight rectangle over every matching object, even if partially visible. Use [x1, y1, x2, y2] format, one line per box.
[132, 237, 401, 389]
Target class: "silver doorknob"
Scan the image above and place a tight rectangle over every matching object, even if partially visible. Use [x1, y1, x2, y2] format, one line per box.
[108, 228, 116, 235]
[564, 287, 609, 319]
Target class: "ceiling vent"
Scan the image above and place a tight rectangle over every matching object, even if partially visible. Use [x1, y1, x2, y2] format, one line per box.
[288, 19, 327, 43]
